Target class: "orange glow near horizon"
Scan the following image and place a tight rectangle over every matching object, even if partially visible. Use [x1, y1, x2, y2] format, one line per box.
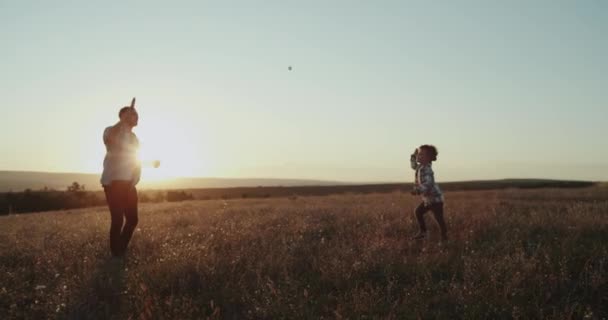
[136, 118, 210, 180]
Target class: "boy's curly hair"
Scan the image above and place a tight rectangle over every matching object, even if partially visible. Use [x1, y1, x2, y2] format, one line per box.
[419, 144, 438, 161]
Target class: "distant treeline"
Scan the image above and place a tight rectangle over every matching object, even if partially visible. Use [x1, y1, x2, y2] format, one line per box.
[187, 179, 596, 200]
[0, 179, 595, 215]
[0, 182, 194, 215]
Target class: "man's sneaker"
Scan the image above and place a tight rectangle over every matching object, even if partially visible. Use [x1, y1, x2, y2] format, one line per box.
[411, 232, 427, 240]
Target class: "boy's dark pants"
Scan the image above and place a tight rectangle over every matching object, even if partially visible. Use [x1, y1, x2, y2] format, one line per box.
[415, 202, 447, 237]
[103, 181, 138, 256]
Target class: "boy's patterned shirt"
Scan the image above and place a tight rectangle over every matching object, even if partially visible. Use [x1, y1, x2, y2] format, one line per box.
[410, 155, 444, 204]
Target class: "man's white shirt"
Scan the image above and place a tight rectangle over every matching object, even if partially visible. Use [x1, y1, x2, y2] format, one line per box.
[100, 126, 141, 186]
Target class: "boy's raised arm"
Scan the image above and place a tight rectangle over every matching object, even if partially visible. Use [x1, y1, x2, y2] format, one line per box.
[410, 149, 419, 170]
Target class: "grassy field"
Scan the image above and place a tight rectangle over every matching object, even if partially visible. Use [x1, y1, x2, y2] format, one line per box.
[1, 187, 607, 319]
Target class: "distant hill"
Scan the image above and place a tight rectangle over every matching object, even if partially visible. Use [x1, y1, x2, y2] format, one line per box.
[0, 171, 598, 193]
[0, 171, 344, 192]
[182, 179, 597, 201]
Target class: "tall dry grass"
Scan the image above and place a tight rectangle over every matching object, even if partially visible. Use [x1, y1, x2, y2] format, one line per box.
[1, 187, 607, 319]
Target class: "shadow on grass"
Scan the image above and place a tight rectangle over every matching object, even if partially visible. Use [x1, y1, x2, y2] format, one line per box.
[65, 256, 126, 320]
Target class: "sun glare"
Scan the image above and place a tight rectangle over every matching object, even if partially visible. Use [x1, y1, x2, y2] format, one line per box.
[136, 124, 205, 181]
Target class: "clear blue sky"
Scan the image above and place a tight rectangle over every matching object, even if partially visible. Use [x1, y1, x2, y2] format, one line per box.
[1, 1, 606, 182]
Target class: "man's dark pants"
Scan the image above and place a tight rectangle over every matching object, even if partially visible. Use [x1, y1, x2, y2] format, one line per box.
[103, 181, 138, 256]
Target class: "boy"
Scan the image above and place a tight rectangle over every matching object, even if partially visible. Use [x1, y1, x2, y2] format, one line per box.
[410, 145, 447, 241]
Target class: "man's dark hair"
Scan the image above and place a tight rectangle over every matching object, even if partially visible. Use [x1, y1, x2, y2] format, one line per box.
[119, 106, 133, 118]
[419, 144, 438, 161]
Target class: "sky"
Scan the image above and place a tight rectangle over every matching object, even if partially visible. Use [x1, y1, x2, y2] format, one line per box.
[1, 0, 606, 183]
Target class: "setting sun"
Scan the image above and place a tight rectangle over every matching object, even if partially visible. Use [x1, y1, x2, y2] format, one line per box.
[136, 118, 207, 181]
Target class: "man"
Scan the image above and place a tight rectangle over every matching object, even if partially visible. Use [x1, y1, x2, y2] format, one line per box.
[101, 98, 142, 257]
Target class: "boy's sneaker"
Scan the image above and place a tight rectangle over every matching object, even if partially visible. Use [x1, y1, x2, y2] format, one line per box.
[411, 232, 427, 240]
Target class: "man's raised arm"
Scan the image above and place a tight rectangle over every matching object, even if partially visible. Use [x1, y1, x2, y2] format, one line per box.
[103, 122, 122, 151]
